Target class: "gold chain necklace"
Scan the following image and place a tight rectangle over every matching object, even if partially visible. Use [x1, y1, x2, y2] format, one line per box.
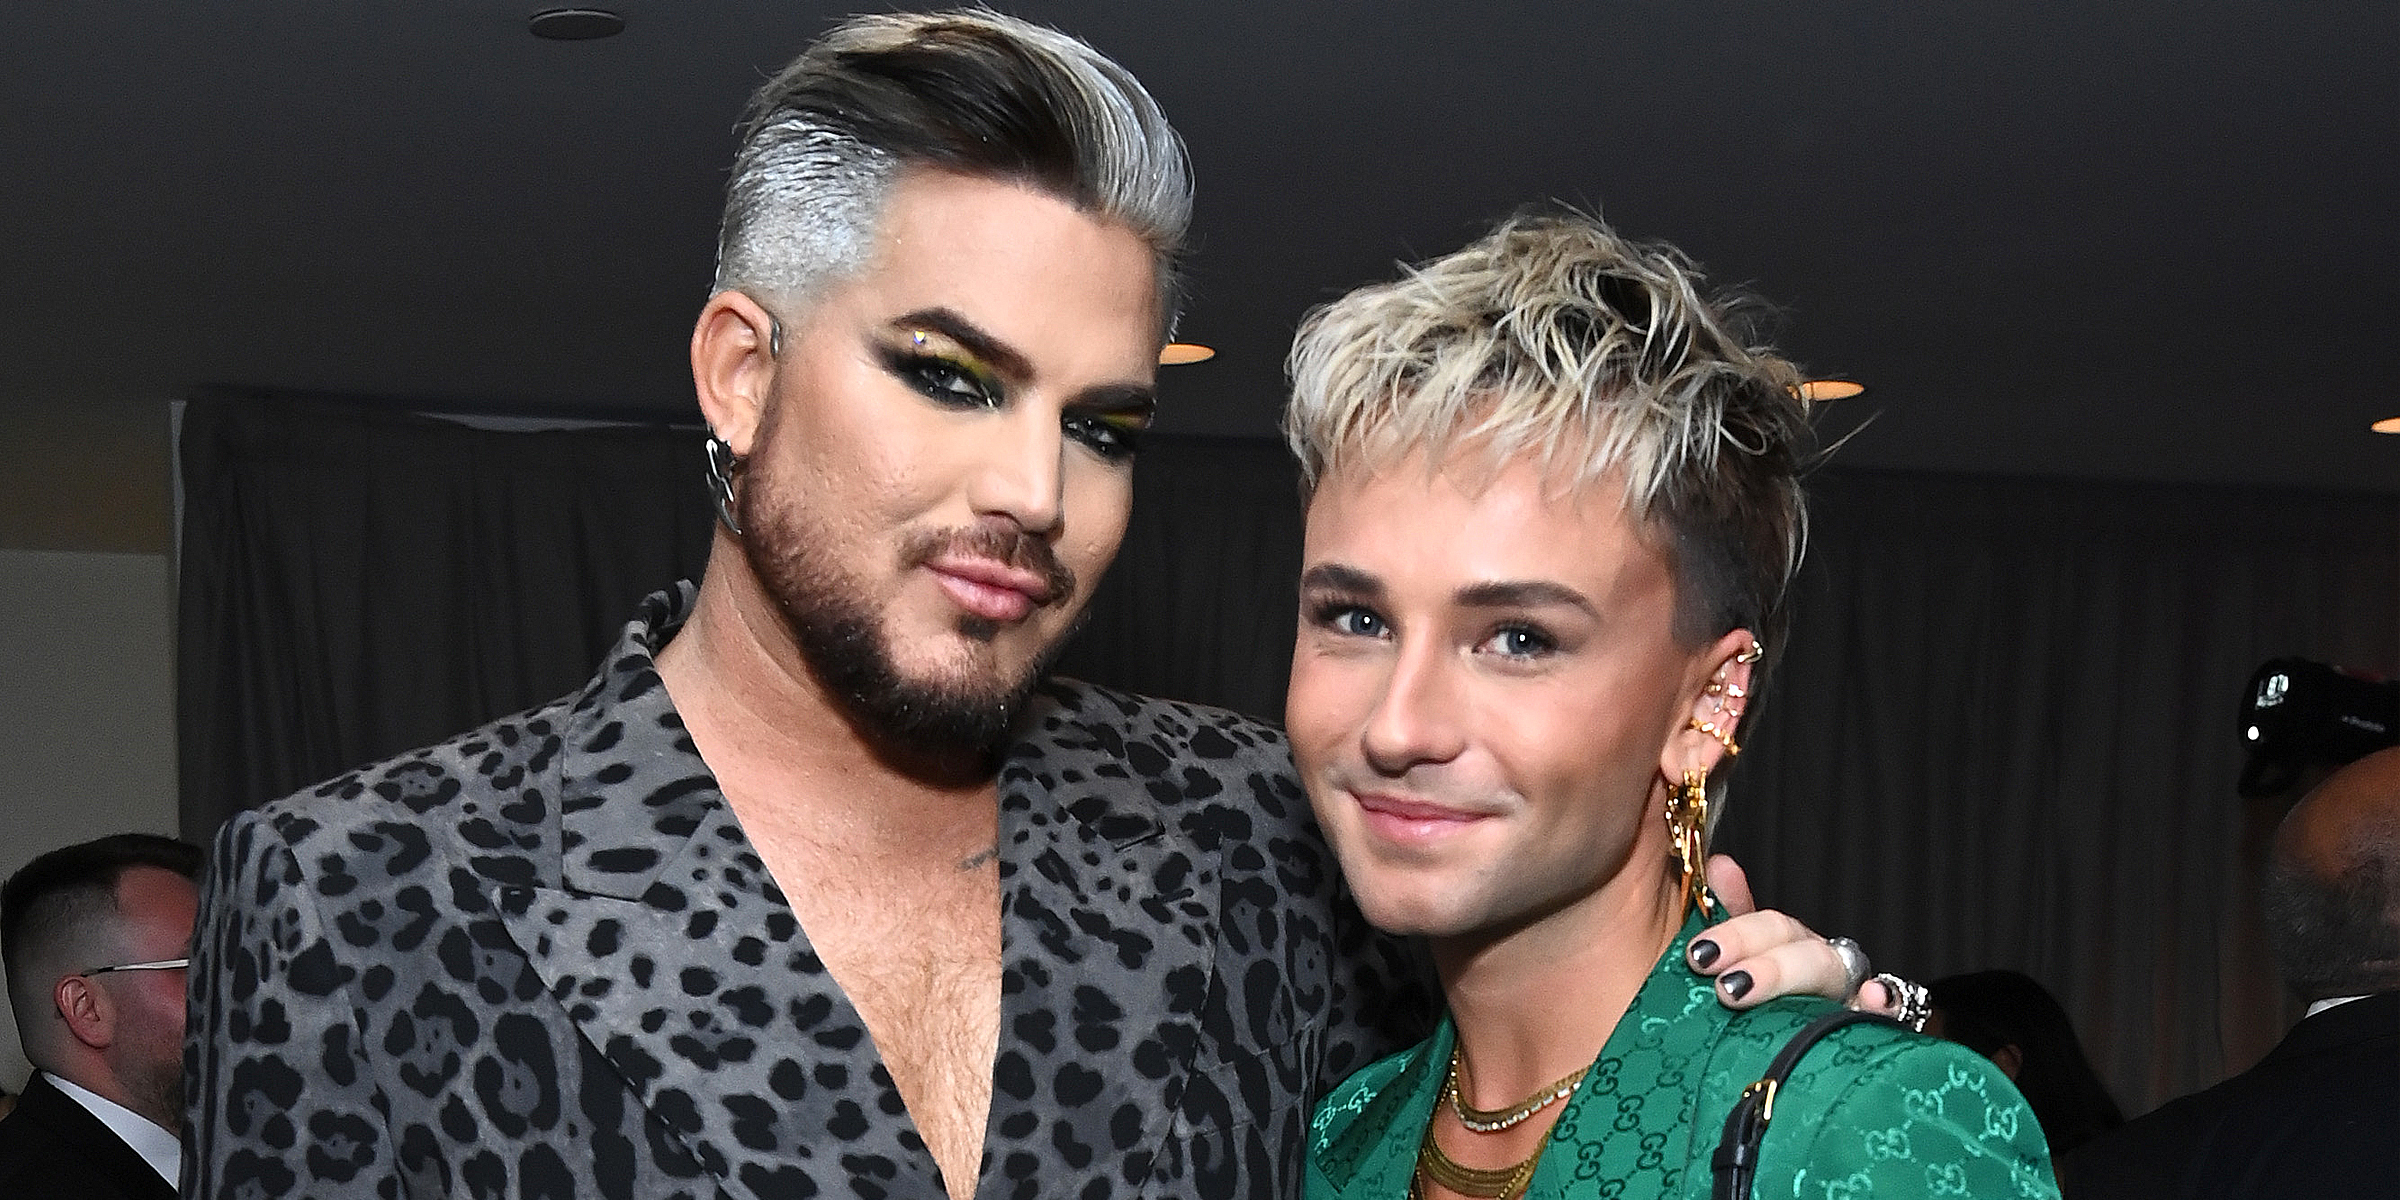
[1412, 1127, 1541, 1199]
[1445, 1046, 1589, 1134]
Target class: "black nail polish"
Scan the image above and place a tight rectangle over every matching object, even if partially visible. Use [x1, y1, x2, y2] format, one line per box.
[1721, 970, 1753, 1001]
[1689, 939, 1720, 969]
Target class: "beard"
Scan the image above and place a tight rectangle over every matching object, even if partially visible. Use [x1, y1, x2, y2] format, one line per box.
[126, 1040, 185, 1134]
[737, 478, 1081, 760]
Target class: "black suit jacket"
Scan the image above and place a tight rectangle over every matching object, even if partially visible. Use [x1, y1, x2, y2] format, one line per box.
[2063, 990, 2400, 1200]
[0, 1072, 178, 1200]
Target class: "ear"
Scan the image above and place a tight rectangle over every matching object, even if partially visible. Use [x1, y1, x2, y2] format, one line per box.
[51, 974, 114, 1051]
[1989, 1042, 2025, 1081]
[690, 290, 782, 458]
[1660, 627, 1761, 782]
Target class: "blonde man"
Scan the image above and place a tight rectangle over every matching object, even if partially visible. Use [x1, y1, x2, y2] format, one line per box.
[1286, 211, 2057, 1199]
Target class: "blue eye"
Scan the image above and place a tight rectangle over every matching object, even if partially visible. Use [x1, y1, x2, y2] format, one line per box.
[1486, 625, 1555, 658]
[1323, 606, 1385, 638]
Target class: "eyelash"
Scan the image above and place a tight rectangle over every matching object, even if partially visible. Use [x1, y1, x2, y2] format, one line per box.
[1306, 601, 1559, 661]
[881, 345, 1147, 461]
[883, 348, 1000, 410]
[1064, 413, 1144, 460]
[1482, 624, 1556, 659]
[1307, 599, 1387, 639]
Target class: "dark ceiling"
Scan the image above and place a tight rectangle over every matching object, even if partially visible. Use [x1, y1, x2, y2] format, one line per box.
[3, 1, 2394, 539]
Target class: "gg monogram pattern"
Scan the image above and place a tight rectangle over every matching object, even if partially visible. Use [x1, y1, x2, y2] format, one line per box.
[1308, 914, 2059, 1199]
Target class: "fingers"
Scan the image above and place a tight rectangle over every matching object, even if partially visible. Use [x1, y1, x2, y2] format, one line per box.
[1704, 853, 1756, 915]
[1699, 921, 1843, 1008]
[1855, 976, 1899, 1016]
[1686, 908, 1840, 1008]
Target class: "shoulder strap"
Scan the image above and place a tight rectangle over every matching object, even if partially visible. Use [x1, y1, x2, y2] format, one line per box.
[1710, 1009, 1903, 1200]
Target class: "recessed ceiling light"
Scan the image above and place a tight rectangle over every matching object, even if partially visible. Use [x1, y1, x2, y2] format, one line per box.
[2373, 416, 2400, 434]
[1159, 343, 1214, 365]
[530, 8, 625, 40]
[1794, 379, 1866, 402]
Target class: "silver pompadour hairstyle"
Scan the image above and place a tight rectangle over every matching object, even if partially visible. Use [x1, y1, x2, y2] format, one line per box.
[712, 9, 1193, 327]
[1284, 209, 1814, 652]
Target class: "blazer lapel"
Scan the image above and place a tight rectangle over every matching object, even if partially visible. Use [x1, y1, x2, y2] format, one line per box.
[987, 685, 1220, 1196]
[1309, 1026, 1445, 1197]
[492, 667, 940, 1200]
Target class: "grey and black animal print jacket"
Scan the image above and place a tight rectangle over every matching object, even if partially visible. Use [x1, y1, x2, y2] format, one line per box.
[185, 586, 1436, 1200]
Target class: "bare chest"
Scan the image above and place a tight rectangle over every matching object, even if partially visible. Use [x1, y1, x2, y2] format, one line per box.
[771, 846, 1004, 1197]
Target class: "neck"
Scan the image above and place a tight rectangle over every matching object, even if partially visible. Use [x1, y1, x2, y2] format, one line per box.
[657, 550, 1002, 864]
[1431, 863, 1686, 1108]
[44, 1061, 177, 1134]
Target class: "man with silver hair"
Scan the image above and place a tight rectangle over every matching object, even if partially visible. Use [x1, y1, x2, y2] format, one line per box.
[188, 14, 1891, 1200]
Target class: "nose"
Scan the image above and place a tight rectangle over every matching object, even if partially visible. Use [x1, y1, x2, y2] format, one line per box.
[965, 403, 1066, 534]
[1357, 637, 1467, 775]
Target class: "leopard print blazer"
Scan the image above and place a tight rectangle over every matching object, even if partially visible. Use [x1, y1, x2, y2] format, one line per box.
[185, 587, 1435, 1200]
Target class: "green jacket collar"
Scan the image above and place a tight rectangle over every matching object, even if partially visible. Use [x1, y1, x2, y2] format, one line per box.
[1310, 909, 1726, 1196]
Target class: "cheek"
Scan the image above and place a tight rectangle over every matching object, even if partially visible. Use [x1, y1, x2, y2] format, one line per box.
[1283, 652, 1375, 771]
[1502, 693, 1666, 815]
[1060, 468, 1133, 567]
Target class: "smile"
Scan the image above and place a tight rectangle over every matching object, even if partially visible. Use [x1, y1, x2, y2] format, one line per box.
[926, 555, 1056, 623]
[1352, 791, 1494, 843]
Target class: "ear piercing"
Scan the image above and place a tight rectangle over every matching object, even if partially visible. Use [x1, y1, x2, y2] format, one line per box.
[1702, 678, 1749, 714]
[1689, 717, 1740, 756]
[704, 432, 745, 536]
[1695, 643, 1759, 747]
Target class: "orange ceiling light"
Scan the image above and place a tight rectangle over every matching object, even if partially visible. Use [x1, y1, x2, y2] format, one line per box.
[1792, 379, 1866, 402]
[2372, 416, 2400, 434]
[1159, 343, 1215, 365]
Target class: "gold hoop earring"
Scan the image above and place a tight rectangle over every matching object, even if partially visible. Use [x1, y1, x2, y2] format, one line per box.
[1666, 768, 1717, 919]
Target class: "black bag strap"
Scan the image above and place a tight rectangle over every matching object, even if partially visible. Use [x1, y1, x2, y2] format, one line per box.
[1710, 1009, 1904, 1200]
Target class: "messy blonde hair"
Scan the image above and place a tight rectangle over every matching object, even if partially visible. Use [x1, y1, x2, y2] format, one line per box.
[1284, 208, 1813, 652]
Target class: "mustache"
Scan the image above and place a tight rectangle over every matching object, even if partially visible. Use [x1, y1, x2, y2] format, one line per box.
[902, 524, 1077, 608]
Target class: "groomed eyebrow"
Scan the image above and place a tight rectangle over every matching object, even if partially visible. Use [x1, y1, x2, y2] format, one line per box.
[1298, 563, 1383, 597]
[891, 307, 1031, 378]
[893, 306, 1157, 412]
[1067, 381, 1157, 417]
[1455, 580, 1597, 617]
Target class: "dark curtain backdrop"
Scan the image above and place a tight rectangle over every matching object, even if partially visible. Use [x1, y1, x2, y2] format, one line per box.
[177, 394, 2398, 1114]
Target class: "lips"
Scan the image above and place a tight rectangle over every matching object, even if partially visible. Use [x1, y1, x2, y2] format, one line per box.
[1352, 790, 1493, 843]
[926, 554, 1056, 623]
[905, 524, 1075, 626]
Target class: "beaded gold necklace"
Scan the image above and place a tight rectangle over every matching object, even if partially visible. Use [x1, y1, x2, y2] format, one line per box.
[1409, 1045, 1586, 1198]
[1447, 1047, 1589, 1133]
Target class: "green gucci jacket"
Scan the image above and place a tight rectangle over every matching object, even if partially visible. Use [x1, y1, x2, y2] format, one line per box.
[1307, 913, 2059, 1199]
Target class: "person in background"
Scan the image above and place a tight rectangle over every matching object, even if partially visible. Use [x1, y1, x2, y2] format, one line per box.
[0, 833, 202, 1200]
[1289, 209, 2054, 1199]
[2065, 745, 2400, 1199]
[1927, 970, 2124, 1157]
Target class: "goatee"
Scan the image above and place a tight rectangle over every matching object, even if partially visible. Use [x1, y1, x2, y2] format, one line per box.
[738, 490, 1079, 759]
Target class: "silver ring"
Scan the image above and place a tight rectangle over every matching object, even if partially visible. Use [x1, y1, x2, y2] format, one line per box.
[1874, 972, 1933, 1032]
[1826, 936, 1872, 999]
